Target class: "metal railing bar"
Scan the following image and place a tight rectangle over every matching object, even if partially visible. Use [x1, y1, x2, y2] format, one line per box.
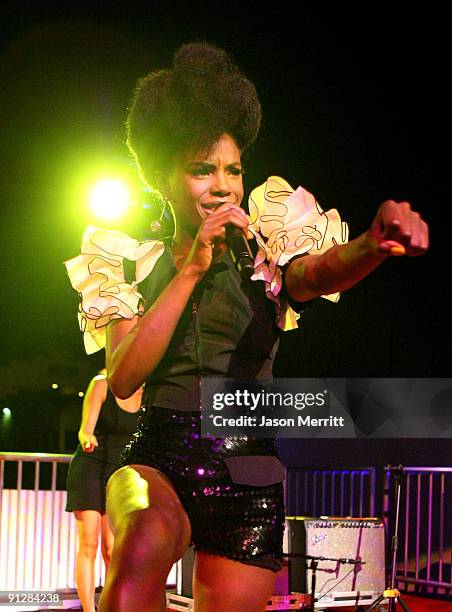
[396, 575, 452, 591]
[402, 467, 452, 473]
[439, 472, 445, 584]
[1, 452, 72, 460]
[415, 473, 421, 580]
[427, 472, 433, 582]
[312, 471, 318, 516]
[404, 473, 410, 579]
[32, 461, 40, 589]
[359, 471, 364, 517]
[15, 460, 23, 589]
[49, 461, 58, 590]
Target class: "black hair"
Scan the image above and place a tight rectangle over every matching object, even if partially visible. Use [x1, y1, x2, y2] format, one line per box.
[126, 42, 261, 186]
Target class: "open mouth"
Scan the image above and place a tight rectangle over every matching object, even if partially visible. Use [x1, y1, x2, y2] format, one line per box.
[201, 201, 229, 214]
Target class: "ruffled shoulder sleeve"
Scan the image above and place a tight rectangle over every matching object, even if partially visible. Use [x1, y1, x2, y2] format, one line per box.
[64, 226, 165, 354]
[248, 176, 349, 331]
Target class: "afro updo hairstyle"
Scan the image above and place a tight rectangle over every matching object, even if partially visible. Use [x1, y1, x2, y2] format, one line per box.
[126, 42, 262, 188]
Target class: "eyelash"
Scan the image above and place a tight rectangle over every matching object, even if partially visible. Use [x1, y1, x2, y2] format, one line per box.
[190, 167, 244, 177]
[231, 167, 244, 176]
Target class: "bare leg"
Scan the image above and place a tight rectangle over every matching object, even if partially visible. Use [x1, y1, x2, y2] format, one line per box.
[98, 465, 191, 612]
[74, 510, 101, 612]
[193, 552, 277, 612]
[100, 513, 114, 575]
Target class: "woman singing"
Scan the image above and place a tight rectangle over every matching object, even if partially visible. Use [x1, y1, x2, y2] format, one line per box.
[66, 41, 428, 612]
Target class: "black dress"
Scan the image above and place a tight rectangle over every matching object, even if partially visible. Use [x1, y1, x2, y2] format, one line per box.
[66, 391, 140, 513]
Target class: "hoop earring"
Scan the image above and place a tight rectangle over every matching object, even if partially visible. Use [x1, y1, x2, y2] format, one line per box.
[147, 191, 176, 241]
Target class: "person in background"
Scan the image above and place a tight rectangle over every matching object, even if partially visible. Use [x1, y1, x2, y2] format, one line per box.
[65, 369, 142, 612]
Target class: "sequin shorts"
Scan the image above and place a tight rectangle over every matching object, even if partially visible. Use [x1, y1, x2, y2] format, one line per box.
[119, 405, 285, 571]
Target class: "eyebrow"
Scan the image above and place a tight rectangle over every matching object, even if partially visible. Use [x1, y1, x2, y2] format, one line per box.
[186, 161, 242, 171]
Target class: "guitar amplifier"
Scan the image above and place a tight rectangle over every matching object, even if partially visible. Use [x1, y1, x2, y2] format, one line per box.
[284, 517, 386, 609]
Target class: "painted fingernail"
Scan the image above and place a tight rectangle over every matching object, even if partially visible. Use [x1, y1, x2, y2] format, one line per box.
[390, 245, 406, 256]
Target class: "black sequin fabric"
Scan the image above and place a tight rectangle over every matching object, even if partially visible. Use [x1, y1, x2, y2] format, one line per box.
[120, 406, 285, 571]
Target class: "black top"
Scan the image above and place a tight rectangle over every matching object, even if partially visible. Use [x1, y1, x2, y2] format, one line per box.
[142, 246, 284, 411]
[90, 389, 140, 461]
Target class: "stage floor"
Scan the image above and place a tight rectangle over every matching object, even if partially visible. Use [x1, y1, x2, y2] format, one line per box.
[332, 593, 452, 611]
[23, 591, 452, 611]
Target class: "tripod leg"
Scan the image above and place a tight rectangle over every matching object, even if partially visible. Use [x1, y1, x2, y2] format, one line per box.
[364, 594, 384, 610]
[397, 596, 410, 612]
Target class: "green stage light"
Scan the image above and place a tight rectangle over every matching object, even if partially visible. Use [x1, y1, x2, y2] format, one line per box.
[89, 178, 131, 220]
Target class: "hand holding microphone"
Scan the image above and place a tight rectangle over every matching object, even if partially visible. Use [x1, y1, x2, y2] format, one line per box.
[185, 202, 255, 280]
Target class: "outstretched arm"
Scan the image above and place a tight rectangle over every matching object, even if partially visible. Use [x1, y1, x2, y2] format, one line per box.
[285, 199, 429, 302]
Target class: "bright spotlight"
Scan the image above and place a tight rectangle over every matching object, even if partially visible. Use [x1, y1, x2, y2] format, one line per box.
[89, 179, 131, 220]
[51, 383, 59, 390]
[78, 392, 85, 398]
[2, 408, 11, 416]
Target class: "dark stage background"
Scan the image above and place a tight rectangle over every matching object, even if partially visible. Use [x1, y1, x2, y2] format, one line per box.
[0, 4, 450, 468]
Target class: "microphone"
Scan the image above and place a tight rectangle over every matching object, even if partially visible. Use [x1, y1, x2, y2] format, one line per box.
[226, 225, 255, 280]
[340, 558, 365, 565]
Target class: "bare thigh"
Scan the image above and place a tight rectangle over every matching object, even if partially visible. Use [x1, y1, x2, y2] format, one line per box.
[106, 464, 191, 568]
[193, 552, 276, 612]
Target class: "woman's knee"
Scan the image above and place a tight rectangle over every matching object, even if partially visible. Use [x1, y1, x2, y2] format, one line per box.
[106, 464, 191, 563]
[115, 507, 183, 567]
[74, 511, 100, 558]
[78, 535, 99, 557]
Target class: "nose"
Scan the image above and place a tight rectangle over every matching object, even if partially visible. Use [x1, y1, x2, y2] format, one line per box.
[210, 170, 231, 198]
